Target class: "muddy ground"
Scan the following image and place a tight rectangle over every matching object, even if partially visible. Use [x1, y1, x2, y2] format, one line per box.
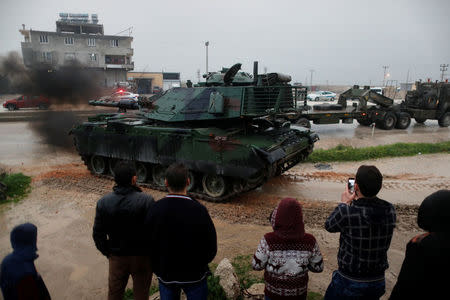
[0, 120, 449, 300]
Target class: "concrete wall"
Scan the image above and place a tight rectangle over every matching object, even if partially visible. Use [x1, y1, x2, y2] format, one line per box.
[128, 72, 164, 89]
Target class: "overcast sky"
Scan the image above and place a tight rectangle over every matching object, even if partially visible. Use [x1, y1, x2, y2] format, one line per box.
[1, 0, 449, 85]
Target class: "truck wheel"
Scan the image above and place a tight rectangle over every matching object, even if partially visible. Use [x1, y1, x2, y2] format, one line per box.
[7, 104, 16, 111]
[381, 112, 397, 130]
[438, 112, 450, 127]
[414, 118, 426, 124]
[315, 97, 320, 101]
[296, 117, 311, 128]
[395, 113, 411, 129]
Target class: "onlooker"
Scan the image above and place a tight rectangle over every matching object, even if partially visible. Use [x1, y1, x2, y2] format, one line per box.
[145, 163, 217, 300]
[389, 190, 450, 300]
[0, 223, 51, 300]
[252, 198, 324, 300]
[93, 161, 154, 300]
[324, 165, 396, 300]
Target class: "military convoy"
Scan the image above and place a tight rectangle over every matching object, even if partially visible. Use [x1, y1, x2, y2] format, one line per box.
[71, 63, 319, 202]
[279, 81, 450, 130]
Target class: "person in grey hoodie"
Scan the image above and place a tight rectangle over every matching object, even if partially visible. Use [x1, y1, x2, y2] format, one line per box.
[324, 165, 396, 300]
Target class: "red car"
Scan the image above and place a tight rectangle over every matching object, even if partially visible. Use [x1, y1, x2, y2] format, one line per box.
[2, 95, 50, 111]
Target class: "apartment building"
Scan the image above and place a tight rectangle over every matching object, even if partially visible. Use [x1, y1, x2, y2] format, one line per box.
[19, 13, 134, 87]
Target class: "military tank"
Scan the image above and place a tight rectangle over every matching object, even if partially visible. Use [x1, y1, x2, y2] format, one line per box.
[71, 62, 319, 202]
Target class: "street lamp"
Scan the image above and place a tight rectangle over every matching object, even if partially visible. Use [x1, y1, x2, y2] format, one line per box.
[205, 41, 209, 75]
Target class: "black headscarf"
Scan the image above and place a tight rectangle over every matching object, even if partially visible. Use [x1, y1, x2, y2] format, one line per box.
[418, 190, 450, 232]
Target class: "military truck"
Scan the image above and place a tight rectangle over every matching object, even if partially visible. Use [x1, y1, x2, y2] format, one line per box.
[71, 62, 319, 202]
[281, 81, 450, 130]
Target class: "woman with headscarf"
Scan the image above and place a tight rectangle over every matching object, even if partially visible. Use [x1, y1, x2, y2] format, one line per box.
[252, 198, 324, 300]
[389, 190, 450, 300]
[0, 223, 51, 300]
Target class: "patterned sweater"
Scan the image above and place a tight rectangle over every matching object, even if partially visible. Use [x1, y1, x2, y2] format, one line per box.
[253, 233, 323, 299]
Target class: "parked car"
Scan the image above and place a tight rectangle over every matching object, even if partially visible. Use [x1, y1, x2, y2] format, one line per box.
[370, 87, 383, 95]
[307, 91, 337, 101]
[2, 95, 50, 111]
[152, 86, 163, 94]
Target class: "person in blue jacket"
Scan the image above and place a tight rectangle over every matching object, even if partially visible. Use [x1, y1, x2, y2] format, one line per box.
[0, 223, 50, 300]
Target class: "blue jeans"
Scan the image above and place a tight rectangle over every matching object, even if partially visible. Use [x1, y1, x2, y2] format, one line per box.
[324, 271, 385, 300]
[158, 278, 208, 300]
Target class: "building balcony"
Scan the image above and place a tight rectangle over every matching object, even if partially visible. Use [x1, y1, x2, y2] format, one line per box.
[105, 62, 134, 70]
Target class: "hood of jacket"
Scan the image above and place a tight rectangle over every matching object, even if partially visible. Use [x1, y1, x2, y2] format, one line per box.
[418, 190, 450, 232]
[353, 197, 395, 225]
[10, 223, 38, 261]
[269, 198, 305, 240]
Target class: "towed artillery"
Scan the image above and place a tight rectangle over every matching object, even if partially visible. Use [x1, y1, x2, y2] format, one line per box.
[71, 62, 319, 202]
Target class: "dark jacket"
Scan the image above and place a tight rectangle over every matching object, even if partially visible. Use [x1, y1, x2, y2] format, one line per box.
[325, 197, 396, 279]
[145, 194, 217, 283]
[389, 190, 450, 300]
[93, 185, 154, 257]
[0, 223, 51, 300]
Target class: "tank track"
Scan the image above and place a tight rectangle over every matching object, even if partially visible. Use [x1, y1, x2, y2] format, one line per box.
[80, 151, 312, 202]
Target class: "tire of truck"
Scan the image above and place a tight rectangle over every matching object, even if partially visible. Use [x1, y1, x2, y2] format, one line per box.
[379, 112, 397, 130]
[315, 97, 320, 101]
[414, 117, 426, 124]
[395, 112, 411, 129]
[38, 103, 48, 110]
[438, 112, 450, 127]
[295, 117, 311, 128]
[357, 118, 372, 126]
[7, 104, 16, 111]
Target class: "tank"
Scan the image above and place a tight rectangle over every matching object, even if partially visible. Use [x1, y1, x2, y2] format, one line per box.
[71, 62, 319, 202]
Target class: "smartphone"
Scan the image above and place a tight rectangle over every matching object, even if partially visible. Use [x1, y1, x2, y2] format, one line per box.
[348, 178, 355, 194]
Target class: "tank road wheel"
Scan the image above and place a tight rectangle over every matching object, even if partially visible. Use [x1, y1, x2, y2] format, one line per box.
[202, 174, 226, 199]
[438, 112, 450, 127]
[152, 165, 166, 187]
[109, 159, 119, 176]
[90, 156, 106, 174]
[379, 112, 397, 130]
[187, 171, 195, 192]
[232, 178, 245, 193]
[296, 117, 311, 128]
[135, 162, 148, 183]
[414, 117, 427, 124]
[395, 113, 411, 129]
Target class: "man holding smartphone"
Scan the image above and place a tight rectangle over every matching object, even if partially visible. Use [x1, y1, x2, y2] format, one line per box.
[324, 165, 396, 300]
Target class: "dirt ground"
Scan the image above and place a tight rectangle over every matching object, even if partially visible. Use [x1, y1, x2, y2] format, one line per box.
[1, 151, 449, 300]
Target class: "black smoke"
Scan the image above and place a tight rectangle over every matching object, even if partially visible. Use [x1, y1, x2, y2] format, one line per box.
[0, 51, 101, 151]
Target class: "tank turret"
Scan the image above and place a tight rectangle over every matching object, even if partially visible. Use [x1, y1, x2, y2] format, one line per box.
[71, 62, 319, 202]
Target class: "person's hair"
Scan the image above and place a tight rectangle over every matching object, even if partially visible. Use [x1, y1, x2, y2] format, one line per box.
[113, 161, 136, 186]
[165, 163, 188, 192]
[355, 165, 383, 197]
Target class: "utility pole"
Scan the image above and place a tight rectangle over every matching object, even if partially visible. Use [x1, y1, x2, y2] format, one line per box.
[309, 69, 315, 91]
[264, 66, 267, 74]
[205, 41, 209, 74]
[197, 69, 200, 83]
[440, 64, 448, 81]
[382, 65, 389, 86]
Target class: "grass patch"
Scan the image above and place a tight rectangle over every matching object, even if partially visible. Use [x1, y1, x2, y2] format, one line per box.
[231, 254, 264, 289]
[307, 141, 450, 163]
[123, 285, 159, 300]
[1, 173, 32, 203]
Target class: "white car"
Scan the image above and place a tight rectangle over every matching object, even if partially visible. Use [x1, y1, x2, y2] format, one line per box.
[100, 91, 139, 102]
[370, 87, 383, 95]
[307, 91, 337, 101]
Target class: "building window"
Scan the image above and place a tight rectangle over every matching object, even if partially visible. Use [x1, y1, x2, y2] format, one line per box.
[42, 52, 52, 62]
[90, 53, 97, 61]
[64, 53, 75, 62]
[64, 37, 74, 45]
[39, 35, 48, 43]
[88, 38, 96, 47]
[110, 39, 119, 47]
